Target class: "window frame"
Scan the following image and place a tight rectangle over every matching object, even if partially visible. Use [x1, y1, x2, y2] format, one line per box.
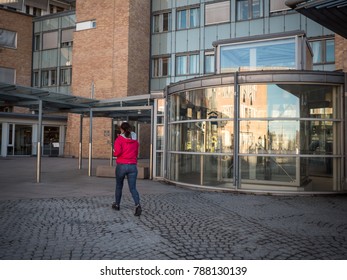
[41, 69, 57, 87]
[176, 6, 200, 30]
[0, 28, 17, 49]
[60, 67, 72, 86]
[309, 37, 335, 65]
[153, 11, 172, 33]
[153, 56, 171, 78]
[176, 53, 200, 76]
[236, 0, 264, 21]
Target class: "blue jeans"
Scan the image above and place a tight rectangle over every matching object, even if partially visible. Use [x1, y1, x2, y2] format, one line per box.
[115, 164, 140, 206]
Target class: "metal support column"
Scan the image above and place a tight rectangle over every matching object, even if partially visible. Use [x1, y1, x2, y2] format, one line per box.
[78, 114, 83, 170]
[233, 72, 240, 188]
[88, 108, 93, 176]
[36, 100, 43, 183]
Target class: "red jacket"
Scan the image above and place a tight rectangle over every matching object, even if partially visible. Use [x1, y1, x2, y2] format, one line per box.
[113, 134, 139, 165]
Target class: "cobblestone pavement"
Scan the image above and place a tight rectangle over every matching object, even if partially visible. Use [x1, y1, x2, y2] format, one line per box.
[0, 157, 347, 260]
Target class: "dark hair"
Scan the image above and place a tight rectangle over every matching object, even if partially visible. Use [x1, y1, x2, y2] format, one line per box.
[121, 122, 132, 138]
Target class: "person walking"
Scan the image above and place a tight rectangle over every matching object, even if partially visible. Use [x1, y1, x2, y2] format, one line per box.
[112, 122, 142, 216]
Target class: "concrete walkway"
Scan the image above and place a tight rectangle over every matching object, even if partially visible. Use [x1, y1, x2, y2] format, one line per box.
[0, 157, 347, 260]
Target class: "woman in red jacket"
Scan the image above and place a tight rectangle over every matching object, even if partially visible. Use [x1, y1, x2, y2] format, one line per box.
[112, 122, 141, 216]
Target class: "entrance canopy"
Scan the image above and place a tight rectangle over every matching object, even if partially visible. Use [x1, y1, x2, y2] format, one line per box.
[0, 82, 159, 182]
[286, 0, 347, 39]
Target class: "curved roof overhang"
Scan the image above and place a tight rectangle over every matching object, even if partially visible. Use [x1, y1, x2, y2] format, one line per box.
[166, 70, 345, 95]
[286, 0, 347, 39]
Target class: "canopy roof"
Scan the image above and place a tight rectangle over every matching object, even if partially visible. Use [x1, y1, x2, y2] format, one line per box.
[0, 82, 155, 121]
[286, 0, 347, 39]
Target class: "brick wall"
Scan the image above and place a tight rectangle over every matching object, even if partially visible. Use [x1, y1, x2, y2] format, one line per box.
[0, 9, 33, 86]
[335, 35, 347, 72]
[66, 0, 150, 158]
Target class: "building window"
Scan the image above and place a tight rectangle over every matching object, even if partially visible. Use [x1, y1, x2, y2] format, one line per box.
[60, 68, 72, 85]
[61, 28, 74, 47]
[204, 52, 215, 73]
[153, 12, 171, 33]
[236, 0, 263, 21]
[33, 71, 39, 87]
[153, 57, 170, 77]
[176, 53, 199, 75]
[205, 1, 230, 25]
[41, 69, 57, 87]
[177, 7, 200, 30]
[34, 34, 40, 51]
[0, 29, 17, 49]
[310, 38, 335, 64]
[220, 37, 296, 73]
[0, 67, 15, 83]
[42, 31, 58, 50]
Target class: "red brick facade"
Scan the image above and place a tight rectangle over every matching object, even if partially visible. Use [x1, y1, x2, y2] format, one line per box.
[335, 35, 347, 72]
[66, 0, 150, 158]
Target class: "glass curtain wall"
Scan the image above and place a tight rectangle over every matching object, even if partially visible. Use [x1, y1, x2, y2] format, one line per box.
[167, 86, 234, 187]
[167, 81, 343, 192]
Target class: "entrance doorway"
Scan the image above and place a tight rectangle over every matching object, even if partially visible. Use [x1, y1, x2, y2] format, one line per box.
[7, 124, 32, 156]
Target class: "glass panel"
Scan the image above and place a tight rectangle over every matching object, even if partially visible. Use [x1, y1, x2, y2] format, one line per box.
[240, 156, 298, 184]
[176, 55, 187, 75]
[43, 126, 60, 156]
[168, 154, 233, 187]
[61, 14, 76, 28]
[42, 18, 59, 31]
[41, 71, 49, 86]
[169, 86, 234, 121]
[205, 1, 230, 25]
[162, 57, 169, 76]
[240, 120, 299, 154]
[326, 39, 335, 63]
[50, 69, 57, 86]
[300, 120, 335, 155]
[156, 125, 164, 150]
[205, 54, 214, 73]
[153, 14, 160, 33]
[237, 0, 248, 21]
[221, 38, 296, 72]
[0, 29, 17, 48]
[169, 121, 233, 153]
[163, 13, 171, 32]
[157, 99, 165, 114]
[156, 152, 163, 177]
[177, 10, 187, 29]
[189, 54, 199, 74]
[10, 125, 32, 156]
[239, 84, 336, 119]
[252, 0, 263, 18]
[153, 58, 160, 77]
[310, 41, 322, 64]
[60, 68, 71, 85]
[190, 8, 199, 28]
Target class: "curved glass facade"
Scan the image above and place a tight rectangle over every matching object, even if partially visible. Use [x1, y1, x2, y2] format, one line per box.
[166, 71, 345, 192]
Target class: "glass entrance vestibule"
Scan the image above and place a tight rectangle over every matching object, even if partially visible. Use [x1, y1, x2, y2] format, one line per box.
[165, 71, 345, 192]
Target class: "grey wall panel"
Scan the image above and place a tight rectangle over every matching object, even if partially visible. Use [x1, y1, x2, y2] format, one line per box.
[151, 35, 161, 56]
[268, 16, 284, 34]
[235, 21, 250, 38]
[284, 13, 301, 33]
[204, 25, 217, 49]
[175, 30, 188, 53]
[217, 24, 231, 41]
[160, 33, 172, 54]
[187, 29, 200, 51]
[250, 19, 264, 36]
